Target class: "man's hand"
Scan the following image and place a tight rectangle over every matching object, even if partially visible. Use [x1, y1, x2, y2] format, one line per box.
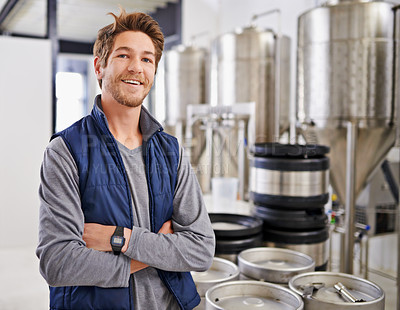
[83, 223, 131, 253]
[83, 220, 174, 274]
[158, 220, 173, 234]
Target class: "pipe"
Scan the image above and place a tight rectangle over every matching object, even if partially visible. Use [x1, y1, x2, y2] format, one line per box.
[343, 121, 357, 274]
[365, 232, 369, 280]
[328, 223, 334, 271]
[355, 223, 370, 279]
[392, 5, 400, 310]
[340, 229, 346, 273]
[398, 178, 400, 310]
[274, 12, 282, 143]
[250, 9, 280, 25]
[205, 118, 213, 193]
[238, 119, 245, 200]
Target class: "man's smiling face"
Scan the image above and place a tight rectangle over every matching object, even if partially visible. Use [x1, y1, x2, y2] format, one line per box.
[96, 30, 156, 108]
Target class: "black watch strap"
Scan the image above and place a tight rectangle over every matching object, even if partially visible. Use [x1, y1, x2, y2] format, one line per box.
[115, 226, 124, 236]
[110, 226, 125, 255]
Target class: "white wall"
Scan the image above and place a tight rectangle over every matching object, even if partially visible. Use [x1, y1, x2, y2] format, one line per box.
[182, 0, 319, 47]
[0, 36, 52, 249]
[0, 36, 52, 308]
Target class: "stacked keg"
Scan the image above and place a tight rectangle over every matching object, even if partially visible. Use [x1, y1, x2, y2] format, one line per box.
[249, 143, 330, 270]
[209, 213, 263, 263]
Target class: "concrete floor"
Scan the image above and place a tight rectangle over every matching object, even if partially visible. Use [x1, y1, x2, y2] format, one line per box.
[369, 271, 397, 310]
[0, 198, 398, 310]
[0, 247, 48, 309]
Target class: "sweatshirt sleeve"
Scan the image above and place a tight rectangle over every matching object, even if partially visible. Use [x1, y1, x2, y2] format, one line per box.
[124, 146, 215, 272]
[35, 137, 131, 288]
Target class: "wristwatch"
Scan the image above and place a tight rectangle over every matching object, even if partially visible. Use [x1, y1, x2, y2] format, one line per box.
[110, 226, 125, 255]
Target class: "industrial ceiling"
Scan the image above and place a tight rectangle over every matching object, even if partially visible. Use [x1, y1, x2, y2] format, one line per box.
[0, 0, 178, 42]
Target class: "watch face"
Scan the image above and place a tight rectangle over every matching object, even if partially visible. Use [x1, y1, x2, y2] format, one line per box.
[112, 236, 124, 246]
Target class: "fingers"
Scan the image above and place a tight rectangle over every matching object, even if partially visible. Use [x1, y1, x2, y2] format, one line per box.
[158, 220, 173, 234]
[130, 259, 148, 274]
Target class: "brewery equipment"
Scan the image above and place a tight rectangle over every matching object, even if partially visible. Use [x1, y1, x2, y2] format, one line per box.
[209, 213, 263, 263]
[238, 247, 315, 284]
[194, 10, 292, 199]
[205, 280, 304, 310]
[164, 43, 255, 196]
[163, 44, 209, 177]
[290, 272, 385, 309]
[168, 12, 292, 198]
[297, 0, 398, 274]
[212, 20, 291, 143]
[185, 102, 255, 196]
[164, 44, 208, 137]
[191, 257, 240, 309]
[249, 143, 330, 208]
[249, 143, 331, 270]
[356, 158, 399, 236]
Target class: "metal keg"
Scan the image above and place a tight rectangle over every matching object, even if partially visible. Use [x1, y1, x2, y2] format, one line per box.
[205, 280, 304, 309]
[191, 257, 240, 296]
[249, 143, 330, 209]
[238, 247, 315, 284]
[263, 226, 330, 271]
[210, 213, 263, 263]
[191, 257, 240, 310]
[289, 272, 385, 310]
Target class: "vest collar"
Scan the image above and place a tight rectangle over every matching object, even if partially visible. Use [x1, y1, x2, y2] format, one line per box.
[91, 94, 163, 142]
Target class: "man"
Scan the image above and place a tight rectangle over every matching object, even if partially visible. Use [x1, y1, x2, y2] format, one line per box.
[36, 9, 215, 310]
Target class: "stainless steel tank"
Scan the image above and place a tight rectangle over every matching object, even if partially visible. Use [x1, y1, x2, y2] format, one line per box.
[164, 44, 209, 191]
[297, 0, 398, 273]
[164, 44, 208, 127]
[297, 0, 397, 203]
[213, 26, 291, 143]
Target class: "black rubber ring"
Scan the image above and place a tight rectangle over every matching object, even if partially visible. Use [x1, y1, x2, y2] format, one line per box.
[250, 192, 329, 209]
[253, 205, 328, 230]
[215, 234, 263, 254]
[209, 213, 263, 238]
[262, 226, 330, 244]
[250, 143, 330, 157]
[250, 156, 330, 171]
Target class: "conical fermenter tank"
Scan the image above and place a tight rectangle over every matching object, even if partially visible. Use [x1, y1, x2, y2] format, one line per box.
[297, 0, 398, 273]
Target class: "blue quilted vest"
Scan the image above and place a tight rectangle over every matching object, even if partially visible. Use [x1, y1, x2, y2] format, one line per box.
[49, 99, 200, 310]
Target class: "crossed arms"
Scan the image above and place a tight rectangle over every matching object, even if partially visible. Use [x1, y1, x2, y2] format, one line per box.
[83, 220, 173, 274]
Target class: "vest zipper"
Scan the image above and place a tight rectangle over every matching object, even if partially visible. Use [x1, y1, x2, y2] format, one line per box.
[100, 114, 134, 229]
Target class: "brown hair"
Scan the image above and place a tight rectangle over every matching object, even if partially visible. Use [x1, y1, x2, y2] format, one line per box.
[93, 8, 164, 87]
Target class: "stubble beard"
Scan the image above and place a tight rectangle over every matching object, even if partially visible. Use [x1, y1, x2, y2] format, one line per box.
[103, 74, 152, 108]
